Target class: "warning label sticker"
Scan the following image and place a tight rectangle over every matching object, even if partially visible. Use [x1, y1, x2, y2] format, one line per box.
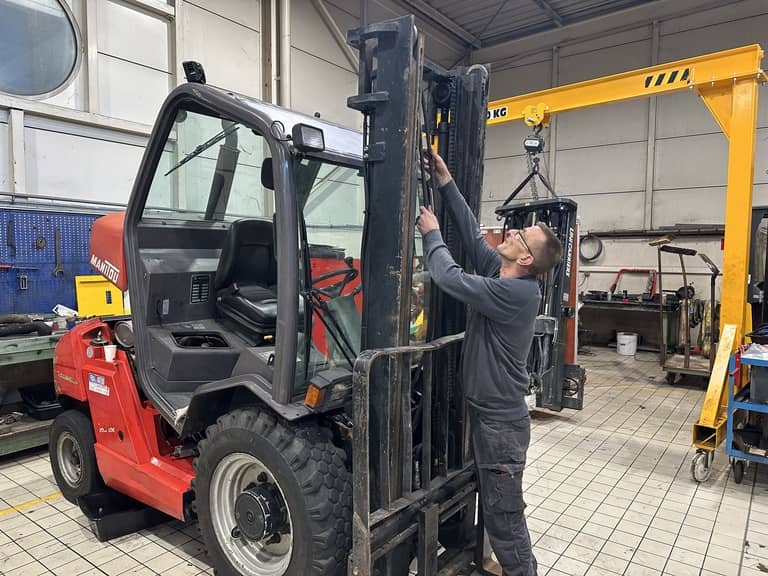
[88, 373, 110, 397]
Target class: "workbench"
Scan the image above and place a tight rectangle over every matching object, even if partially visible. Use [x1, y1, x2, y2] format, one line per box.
[579, 299, 679, 352]
[0, 332, 61, 366]
[0, 332, 63, 456]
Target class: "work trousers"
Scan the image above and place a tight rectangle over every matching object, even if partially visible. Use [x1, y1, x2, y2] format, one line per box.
[470, 407, 537, 576]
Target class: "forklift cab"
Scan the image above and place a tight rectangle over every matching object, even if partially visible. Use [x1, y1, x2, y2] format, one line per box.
[94, 82, 366, 431]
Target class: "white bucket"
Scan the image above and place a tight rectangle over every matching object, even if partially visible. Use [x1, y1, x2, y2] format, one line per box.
[617, 332, 638, 356]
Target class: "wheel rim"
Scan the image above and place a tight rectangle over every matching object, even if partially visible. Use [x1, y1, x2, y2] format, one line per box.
[56, 431, 83, 487]
[693, 453, 711, 481]
[210, 452, 293, 575]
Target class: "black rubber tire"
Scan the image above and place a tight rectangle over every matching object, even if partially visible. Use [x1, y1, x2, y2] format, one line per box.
[194, 408, 351, 576]
[49, 409, 103, 503]
[733, 460, 745, 484]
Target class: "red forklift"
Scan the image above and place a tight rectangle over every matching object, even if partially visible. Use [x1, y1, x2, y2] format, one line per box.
[49, 16, 491, 576]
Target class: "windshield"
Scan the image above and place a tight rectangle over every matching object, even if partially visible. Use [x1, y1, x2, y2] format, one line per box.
[144, 110, 273, 221]
[295, 159, 365, 390]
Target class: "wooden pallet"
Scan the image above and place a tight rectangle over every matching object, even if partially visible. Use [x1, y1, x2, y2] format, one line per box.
[664, 354, 711, 374]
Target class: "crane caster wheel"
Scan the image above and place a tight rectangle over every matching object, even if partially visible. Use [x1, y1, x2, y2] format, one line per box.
[732, 459, 745, 484]
[690, 450, 712, 483]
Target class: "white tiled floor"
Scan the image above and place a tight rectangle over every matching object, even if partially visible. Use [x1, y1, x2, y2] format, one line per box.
[0, 348, 763, 575]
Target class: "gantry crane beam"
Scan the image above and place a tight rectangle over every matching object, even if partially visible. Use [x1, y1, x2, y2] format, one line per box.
[486, 44, 767, 466]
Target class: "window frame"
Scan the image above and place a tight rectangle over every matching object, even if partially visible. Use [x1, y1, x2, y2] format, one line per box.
[0, 0, 83, 100]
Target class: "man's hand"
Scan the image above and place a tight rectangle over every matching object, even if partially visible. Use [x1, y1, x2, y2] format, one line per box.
[417, 206, 440, 236]
[423, 150, 452, 188]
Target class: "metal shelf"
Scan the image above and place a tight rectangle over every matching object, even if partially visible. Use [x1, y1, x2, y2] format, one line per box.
[727, 354, 768, 480]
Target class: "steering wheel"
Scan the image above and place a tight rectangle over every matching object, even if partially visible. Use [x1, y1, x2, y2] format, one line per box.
[312, 267, 358, 299]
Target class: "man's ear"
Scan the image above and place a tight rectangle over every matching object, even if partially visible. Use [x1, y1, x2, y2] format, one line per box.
[518, 253, 534, 267]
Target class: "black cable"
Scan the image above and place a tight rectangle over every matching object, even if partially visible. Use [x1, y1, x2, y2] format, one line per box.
[579, 233, 603, 262]
[310, 291, 356, 368]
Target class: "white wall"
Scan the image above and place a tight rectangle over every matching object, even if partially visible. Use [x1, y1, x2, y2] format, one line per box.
[0, 112, 8, 193]
[325, 0, 469, 69]
[1, 0, 265, 208]
[0, 0, 486, 209]
[291, 0, 359, 128]
[482, 0, 768, 299]
[183, 1, 262, 98]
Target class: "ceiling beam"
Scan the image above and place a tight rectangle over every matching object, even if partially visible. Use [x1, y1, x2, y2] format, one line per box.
[394, 0, 481, 48]
[531, 0, 563, 27]
[472, 0, 737, 64]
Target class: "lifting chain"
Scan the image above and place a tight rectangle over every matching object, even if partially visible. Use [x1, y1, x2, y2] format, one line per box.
[526, 153, 539, 201]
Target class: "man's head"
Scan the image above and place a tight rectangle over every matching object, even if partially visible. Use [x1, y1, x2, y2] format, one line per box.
[496, 222, 563, 276]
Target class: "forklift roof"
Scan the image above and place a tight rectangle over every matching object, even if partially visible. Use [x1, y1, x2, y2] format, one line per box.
[203, 85, 364, 164]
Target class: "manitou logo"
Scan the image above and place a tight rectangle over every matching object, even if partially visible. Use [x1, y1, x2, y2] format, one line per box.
[90, 254, 120, 284]
[487, 106, 508, 120]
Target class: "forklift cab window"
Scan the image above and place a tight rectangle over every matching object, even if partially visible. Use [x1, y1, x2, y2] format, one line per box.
[295, 159, 365, 389]
[143, 110, 274, 221]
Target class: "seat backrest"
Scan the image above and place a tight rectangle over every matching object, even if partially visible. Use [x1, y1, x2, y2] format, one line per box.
[215, 218, 277, 290]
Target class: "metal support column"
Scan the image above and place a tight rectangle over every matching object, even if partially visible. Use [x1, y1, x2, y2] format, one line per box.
[643, 20, 660, 229]
[85, 0, 100, 112]
[694, 77, 760, 447]
[548, 46, 559, 191]
[8, 109, 25, 196]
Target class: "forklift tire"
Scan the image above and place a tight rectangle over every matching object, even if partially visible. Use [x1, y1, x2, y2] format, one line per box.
[194, 408, 351, 576]
[49, 410, 103, 503]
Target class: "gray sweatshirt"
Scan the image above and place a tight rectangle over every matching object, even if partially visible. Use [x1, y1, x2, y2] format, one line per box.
[422, 180, 540, 420]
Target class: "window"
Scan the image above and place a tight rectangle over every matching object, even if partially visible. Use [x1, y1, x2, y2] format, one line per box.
[297, 160, 365, 388]
[144, 110, 274, 222]
[0, 0, 81, 97]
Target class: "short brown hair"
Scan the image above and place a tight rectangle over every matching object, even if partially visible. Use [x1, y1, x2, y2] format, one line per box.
[529, 222, 562, 276]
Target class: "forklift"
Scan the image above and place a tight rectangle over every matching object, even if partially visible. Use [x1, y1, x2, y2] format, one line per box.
[485, 127, 585, 412]
[49, 16, 489, 576]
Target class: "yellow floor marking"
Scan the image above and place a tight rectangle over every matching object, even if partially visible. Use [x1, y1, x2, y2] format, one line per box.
[0, 492, 62, 517]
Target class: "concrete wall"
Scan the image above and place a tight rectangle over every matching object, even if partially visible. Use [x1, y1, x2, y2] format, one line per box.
[482, 0, 768, 299]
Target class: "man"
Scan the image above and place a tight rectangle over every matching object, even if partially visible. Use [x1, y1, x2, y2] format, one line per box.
[416, 151, 562, 576]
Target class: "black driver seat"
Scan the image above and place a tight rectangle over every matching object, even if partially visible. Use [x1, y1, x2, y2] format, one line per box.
[215, 218, 278, 339]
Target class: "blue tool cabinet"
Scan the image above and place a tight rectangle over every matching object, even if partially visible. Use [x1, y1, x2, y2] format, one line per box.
[0, 208, 104, 314]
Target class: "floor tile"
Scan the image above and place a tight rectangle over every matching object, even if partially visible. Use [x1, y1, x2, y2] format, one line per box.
[552, 555, 590, 576]
[533, 547, 562, 569]
[601, 541, 636, 561]
[537, 535, 570, 555]
[143, 551, 185, 572]
[664, 559, 701, 576]
[3, 350, 761, 576]
[625, 563, 662, 576]
[4, 559, 50, 576]
[632, 550, 668, 571]
[701, 555, 739, 576]
[1, 550, 37, 572]
[563, 543, 599, 564]
[52, 557, 98, 576]
[582, 522, 614, 540]
[592, 552, 629, 574]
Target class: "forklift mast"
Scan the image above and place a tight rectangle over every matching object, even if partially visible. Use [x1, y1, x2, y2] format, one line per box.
[346, 15, 489, 575]
[496, 198, 585, 411]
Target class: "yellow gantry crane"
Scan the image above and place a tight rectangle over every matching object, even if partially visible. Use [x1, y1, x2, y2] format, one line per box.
[486, 44, 767, 480]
